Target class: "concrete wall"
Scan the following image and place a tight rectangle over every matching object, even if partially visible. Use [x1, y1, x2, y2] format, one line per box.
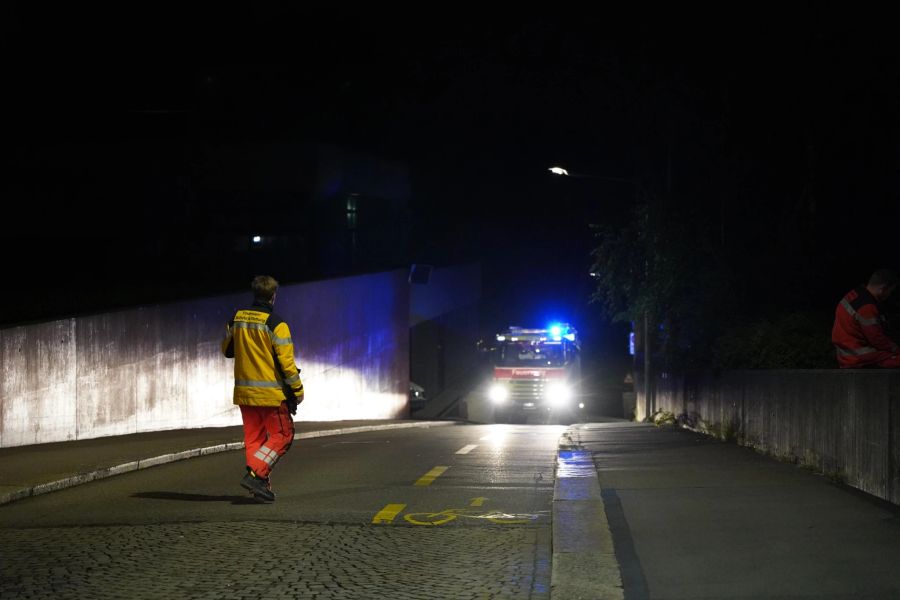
[0, 270, 410, 448]
[650, 370, 900, 506]
[410, 306, 481, 401]
[409, 264, 482, 403]
[409, 264, 481, 327]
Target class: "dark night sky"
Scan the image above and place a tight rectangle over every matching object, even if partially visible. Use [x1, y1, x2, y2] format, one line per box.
[5, 5, 900, 334]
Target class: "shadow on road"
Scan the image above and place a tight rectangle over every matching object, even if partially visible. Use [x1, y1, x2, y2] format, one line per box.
[131, 491, 261, 504]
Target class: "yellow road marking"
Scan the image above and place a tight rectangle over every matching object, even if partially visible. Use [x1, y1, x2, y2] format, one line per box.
[456, 444, 478, 454]
[414, 466, 449, 486]
[405, 510, 459, 526]
[403, 506, 542, 526]
[372, 503, 406, 524]
[470, 497, 487, 507]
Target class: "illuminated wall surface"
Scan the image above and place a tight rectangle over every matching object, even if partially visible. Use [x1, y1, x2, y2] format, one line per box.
[0, 270, 412, 448]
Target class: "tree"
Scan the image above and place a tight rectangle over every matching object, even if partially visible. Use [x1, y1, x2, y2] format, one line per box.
[590, 192, 734, 370]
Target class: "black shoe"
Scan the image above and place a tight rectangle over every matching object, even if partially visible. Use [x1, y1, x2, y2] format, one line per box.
[241, 472, 275, 501]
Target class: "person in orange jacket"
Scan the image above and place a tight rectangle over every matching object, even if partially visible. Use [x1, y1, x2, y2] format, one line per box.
[832, 268, 900, 368]
[222, 275, 304, 501]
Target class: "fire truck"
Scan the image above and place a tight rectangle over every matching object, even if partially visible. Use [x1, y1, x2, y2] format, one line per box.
[487, 324, 583, 423]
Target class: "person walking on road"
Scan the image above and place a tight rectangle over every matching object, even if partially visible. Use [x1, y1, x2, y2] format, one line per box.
[222, 275, 304, 501]
[832, 268, 900, 368]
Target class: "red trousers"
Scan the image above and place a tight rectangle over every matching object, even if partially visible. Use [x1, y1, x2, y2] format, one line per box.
[240, 403, 295, 478]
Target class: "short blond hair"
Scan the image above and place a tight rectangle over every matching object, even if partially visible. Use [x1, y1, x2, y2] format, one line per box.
[251, 275, 279, 302]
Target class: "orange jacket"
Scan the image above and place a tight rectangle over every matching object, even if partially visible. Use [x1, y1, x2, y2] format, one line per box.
[832, 286, 899, 368]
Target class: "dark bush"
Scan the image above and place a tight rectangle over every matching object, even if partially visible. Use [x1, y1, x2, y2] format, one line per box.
[712, 311, 835, 369]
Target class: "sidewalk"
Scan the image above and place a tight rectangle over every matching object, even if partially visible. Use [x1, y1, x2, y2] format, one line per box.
[565, 421, 900, 600]
[0, 419, 457, 506]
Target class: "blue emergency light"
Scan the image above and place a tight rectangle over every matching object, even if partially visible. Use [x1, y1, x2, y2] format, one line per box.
[549, 323, 577, 342]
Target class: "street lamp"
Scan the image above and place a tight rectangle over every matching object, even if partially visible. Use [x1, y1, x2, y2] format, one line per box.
[550, 164, 654, 421]
[548, 166, 638, 187]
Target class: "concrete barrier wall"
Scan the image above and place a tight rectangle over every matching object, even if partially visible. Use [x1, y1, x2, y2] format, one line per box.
[0, 270, 410, 448]
[409, 263, 481, 327]
[651, 370, 900, 505]
[410, 305, 481, 401]
[409, 264, 482, 405]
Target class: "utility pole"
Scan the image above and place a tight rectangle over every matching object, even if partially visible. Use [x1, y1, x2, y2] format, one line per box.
[550, 165, 653, 419]
[643, 311, 651, 420]
[642, 184, 652, 422]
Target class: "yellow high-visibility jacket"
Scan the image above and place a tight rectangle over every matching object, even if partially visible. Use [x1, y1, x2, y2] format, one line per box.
[221, 301, 304, 407]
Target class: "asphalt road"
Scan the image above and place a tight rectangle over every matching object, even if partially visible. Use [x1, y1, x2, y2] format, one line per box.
[0, 423, 565, 599]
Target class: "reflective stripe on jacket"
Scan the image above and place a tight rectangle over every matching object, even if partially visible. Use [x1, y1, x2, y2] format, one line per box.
[221, 301, 304, 406]
[831, 286, 899, 368]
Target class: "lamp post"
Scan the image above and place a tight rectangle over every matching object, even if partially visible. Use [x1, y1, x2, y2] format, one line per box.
[548, 166, 639, 187]
[549, 164, 654, 421]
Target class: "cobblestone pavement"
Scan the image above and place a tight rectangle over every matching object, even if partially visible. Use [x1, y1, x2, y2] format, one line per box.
[0, 520, 551, 599]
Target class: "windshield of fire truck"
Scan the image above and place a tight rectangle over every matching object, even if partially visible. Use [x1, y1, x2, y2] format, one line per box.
[497, 341, 566, 367]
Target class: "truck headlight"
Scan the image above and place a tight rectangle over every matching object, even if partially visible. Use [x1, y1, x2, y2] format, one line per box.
[546, 383, 571, 406]
[488, 384, 508, 404]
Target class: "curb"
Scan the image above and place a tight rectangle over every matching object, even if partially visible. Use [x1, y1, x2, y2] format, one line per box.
[551, 437, 624, 600]
[0, 421, 458, 507]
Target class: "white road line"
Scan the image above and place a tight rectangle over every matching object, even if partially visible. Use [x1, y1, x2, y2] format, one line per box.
[455, 444, 478, 454]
